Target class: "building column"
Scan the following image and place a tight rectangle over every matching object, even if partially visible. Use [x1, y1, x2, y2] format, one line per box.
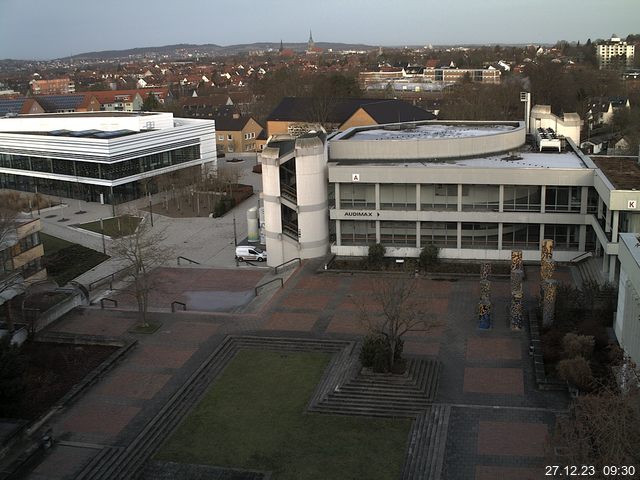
[605, 207, 612, 233]
[416, 184, 421, 211]
[603, 252, 609, 274]
[335, 220, 341, 246]
[579, 225, 587, 251]
[580, 186, 588, 215]
[498, 223, 503, 251]
[375, 183, 380, 210]
[609, 255, 617, 283]
[457, 184, 462, 212]
[612, 210, 620, 242]
[457, 222, 462, 249]
[416, 221, 421, 249]
[376, 220, 380, 243]
[597, 197, 603, 220]
[540, 185, 546, 213]
[498, 185, 504, 213]
[539, 224, 545, 250]
[335, 183, 340, 209]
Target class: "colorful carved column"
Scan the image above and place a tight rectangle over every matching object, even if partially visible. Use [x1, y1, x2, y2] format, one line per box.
[540, 239, 557, 326]
[478, 263, 492, 329]
[510, 250, 524, 330]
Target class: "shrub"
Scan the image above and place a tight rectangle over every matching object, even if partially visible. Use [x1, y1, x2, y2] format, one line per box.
[359, 334, 404, 373]
[367, 243, 386, 270]
[419, 243, 439, 269]
[0, 337, 27, 417]
[557, 356, 593, 391]
[562, 333, 595, 359]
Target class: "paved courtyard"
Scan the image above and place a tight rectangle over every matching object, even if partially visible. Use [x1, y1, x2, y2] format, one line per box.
[26, 260, 570, 479]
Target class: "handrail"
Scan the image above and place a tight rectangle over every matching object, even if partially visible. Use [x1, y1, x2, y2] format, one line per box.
[254, 278, 283, 296]
[88, 266, 132, 291]
[274, 257, 301, 274]
[177, 256, 200, 266]
[569, 251, 593, 263]
[100, 298, 118, 309]
[171, 301, 187, 312]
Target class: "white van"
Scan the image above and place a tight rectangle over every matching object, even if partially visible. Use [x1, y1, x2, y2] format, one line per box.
[235, 245, 267, 262]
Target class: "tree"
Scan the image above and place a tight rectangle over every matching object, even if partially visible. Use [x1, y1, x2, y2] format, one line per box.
[419, 243, 439, 269]
[551, 386, 640, 473]
[0, 336, 27, 417]
[0, 204, 24, 333]
[359, 278, 439, 373]
[110, 217, 173, 327]
[141, 93, 160, 111]
[367, 243, 386, 269]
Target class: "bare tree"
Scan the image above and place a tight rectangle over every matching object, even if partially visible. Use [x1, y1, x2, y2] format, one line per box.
[0, 205, 24, 333]
[110, 217, 173, 327]
[358, 278, 439, 372]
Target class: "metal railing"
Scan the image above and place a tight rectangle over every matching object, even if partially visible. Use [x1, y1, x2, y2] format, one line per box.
[570, 251, 593, 263]
[254, 278, 283, 296]
[177, 256, 200, 266]
[171, 301, 187, 312]
[274, 257, 301, 274]
[100, 298, 118, 309]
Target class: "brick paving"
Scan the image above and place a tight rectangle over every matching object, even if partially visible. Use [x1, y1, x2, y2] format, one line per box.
[463, 367, 525, 395]
[25, 261, 573, 480]
[477, 421, 548, 457]
[62, 402, 141, 438]
[94, 370, 172, 399]
[466, 337, 522, 361]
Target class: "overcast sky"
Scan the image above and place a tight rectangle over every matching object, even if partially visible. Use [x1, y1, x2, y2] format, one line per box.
[1, 0, 638, 60]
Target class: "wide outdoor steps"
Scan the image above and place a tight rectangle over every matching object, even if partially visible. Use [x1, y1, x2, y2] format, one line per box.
[75, 336, 352, 480]
[577, 257, 604, 286]
[310, 359, 442, 418]
[401, 404, 451, 480]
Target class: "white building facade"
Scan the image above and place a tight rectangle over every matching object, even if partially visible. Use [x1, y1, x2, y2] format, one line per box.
[597, 35, 635, 69]
[0, 112, 216, 204]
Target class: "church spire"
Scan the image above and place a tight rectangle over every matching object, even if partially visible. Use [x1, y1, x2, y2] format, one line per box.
[308, 30, 315, 52]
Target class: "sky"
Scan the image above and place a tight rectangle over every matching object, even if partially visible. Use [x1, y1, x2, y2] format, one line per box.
[0, 0, 639, 60]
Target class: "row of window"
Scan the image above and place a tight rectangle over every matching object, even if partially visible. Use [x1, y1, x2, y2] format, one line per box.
[0, 146, 200, 181]
[336, 184, 594, 213]
[338, 220, 582, 250]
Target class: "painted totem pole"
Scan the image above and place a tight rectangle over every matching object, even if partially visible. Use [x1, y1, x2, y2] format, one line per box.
[540, 239, 557, 326]
[478, 263, 491, 329]
[510, 250, 524, 330]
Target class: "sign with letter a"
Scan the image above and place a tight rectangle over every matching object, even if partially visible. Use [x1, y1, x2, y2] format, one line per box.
[352, 173, 360, 182]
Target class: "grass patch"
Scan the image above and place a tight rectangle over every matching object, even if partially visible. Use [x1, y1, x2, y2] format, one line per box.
[41, 233, 109, 285]
[128, 322, 161, 334]
[78, 215, 141, 238]
[157, 350, 411, 480]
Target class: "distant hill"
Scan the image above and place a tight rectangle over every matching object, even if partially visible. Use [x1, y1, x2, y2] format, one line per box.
[68, 42, 377, 60]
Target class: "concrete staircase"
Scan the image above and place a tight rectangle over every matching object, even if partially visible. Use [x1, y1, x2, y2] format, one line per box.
[309, 358, 441, 418]
[577, 257, 605, 286]
[401, 405, 451, 480]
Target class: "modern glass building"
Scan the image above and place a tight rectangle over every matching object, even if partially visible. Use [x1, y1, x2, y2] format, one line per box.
[0, 112, 216, 204]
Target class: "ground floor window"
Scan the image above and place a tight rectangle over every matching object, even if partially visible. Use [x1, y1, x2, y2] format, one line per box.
[544, 224, 580, 250]
[461, 223, 499, 249]
[340, 220, 376, 246]
[420, 222, 457, 248]
[380, 221, 416, 246]
[502, 223, 540, 250]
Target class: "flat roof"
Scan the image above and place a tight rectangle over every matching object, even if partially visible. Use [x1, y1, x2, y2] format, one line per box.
[5, 111, 158, 119]
[344, 122, 518, 141]
[331, 150, 587, 169]
[591, 156, 640, 190]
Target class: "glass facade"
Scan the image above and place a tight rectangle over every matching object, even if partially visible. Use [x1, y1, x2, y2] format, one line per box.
[340, 220, 376, 245]
[420, 222, 457, 248]
[380, 221, 416, 246]
[503, 185, 542, 212]
[0, 145, 200, 181]
[502, 223, 540, 249]
[339, 183, 375, 209]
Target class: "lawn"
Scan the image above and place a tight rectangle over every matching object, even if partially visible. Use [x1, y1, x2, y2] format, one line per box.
[157, 350, 412, 480]
[41, 233, 109, 285]
[77, 215, 141, 238]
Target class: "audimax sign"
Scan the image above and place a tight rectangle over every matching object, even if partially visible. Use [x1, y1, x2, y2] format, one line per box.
[343, 211, 380, 217]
